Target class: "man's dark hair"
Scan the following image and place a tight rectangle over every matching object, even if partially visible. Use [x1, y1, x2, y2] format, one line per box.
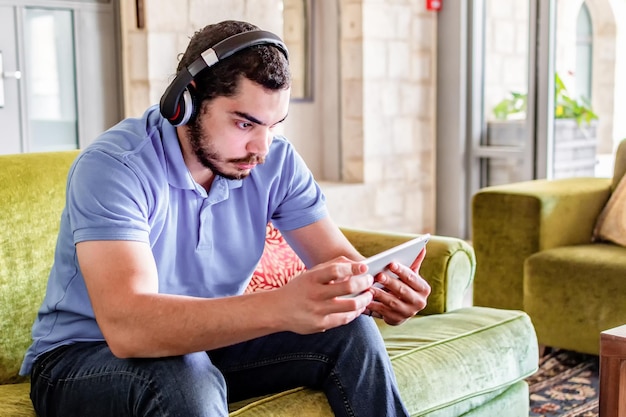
[177, 20, 291, 116]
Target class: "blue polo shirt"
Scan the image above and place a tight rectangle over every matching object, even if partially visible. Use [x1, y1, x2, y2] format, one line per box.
[20, 105, 328, 375]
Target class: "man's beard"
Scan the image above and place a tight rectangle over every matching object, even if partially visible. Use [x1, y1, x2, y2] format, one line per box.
[187, 121, 265, 180]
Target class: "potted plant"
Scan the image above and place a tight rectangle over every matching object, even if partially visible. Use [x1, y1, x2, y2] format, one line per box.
[487, 72, 599, 182]
[492, 72, 598, 125]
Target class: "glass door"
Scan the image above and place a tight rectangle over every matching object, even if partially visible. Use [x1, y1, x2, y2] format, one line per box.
[468, 0, 541, 191]
[436, 0, 554, 238]
[470, 0, 624, 189]
[457, 0, 555, 239]
[552, 0, 624, 179]
[0, 0, 122, 155]
[474, 0, 534, 187]
[25, 7, 79, 152]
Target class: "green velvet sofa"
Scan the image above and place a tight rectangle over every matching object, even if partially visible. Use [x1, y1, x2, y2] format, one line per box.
[1, 151, 539, 417]
[472, 139, 626, 355]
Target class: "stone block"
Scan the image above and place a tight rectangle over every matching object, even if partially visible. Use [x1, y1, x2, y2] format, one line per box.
[363, 40, 388, 78]
[388, 41, 412, 79]
[341, 2, 363, 40]
[147, 32, 178, 79]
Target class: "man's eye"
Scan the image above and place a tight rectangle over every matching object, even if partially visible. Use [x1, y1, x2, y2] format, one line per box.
[237, 121, 253, 129]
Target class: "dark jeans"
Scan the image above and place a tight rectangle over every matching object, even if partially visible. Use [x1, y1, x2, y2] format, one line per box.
[30, 316, 409, 417]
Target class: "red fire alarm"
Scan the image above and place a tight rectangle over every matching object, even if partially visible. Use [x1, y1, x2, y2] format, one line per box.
[427, 0, 442, 11]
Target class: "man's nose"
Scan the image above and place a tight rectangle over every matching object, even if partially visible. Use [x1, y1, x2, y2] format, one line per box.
[247, 128, 272, 155]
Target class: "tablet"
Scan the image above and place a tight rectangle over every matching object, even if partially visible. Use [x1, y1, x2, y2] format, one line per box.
[341, 233, 430, 298]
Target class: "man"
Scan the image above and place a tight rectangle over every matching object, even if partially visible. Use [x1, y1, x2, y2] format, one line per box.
[21, 20, 430, 417]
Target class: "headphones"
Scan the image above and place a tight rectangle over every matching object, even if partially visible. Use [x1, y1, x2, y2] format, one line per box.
[159, 30, 289, 126]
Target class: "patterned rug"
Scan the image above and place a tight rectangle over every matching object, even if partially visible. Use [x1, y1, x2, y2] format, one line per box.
[527, 348, 599, 417]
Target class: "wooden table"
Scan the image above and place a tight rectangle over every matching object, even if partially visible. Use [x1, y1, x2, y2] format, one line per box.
[600, 324, 626, 417]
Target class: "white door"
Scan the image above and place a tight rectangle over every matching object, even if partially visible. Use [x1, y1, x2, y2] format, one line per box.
[0, 1, 122, 155]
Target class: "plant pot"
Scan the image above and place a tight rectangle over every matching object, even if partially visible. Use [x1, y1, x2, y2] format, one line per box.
[484, 119, 598, 185]
[552, 119, 598, 179]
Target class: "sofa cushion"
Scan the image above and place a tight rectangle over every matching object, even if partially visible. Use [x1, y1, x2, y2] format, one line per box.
[245, 223, 306, 293]
[525, 243, 626, 354]
[593, 172, 626, 247]
[229, 307, 538, 416]
[0, 383, 35, 417]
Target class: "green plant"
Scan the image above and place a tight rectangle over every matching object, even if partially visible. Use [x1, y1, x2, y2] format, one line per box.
[492, 73, 598, 126]
[492, 91, 527, 120]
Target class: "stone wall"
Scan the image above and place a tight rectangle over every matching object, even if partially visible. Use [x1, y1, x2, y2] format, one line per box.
[119, 0, 437, 234]
[323, 0, 436, 233]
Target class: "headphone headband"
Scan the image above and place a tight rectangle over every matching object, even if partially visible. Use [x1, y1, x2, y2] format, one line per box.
[160, 30, 289, 126]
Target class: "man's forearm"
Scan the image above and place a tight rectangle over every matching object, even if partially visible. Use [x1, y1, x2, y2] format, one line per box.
[98, 290, 286, 358]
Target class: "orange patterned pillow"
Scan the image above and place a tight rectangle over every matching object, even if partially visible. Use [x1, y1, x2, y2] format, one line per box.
[245, 223, 307, 293]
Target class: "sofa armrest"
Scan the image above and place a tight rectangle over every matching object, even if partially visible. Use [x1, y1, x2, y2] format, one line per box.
[339, 228, 475, 315]
[471, 177, 611, 311]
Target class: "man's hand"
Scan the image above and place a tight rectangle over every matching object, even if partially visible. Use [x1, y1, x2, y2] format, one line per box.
[364, 248, 430, 325]
[272, 257, 374, 334]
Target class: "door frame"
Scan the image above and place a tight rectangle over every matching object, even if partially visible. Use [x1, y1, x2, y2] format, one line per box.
[435, 0, 556, 239]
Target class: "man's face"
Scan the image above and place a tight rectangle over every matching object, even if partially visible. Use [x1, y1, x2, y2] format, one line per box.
[185, 78, 290, 181]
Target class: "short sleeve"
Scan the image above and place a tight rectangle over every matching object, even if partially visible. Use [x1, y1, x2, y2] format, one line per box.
[67, 150, 151, 244]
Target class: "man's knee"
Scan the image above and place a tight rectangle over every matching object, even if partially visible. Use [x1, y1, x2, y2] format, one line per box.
[143, 352, 229, 416]
[335, 316, 385, 350]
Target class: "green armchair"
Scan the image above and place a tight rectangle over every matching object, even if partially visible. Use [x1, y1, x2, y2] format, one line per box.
[472, 139, 626, 355]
